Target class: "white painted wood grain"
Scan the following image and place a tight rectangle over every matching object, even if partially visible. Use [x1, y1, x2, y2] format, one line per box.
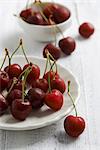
[0, 0, 100, 150]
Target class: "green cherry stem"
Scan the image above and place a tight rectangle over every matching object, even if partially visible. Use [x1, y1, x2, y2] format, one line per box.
[67, 81, 78, 117]
[0, 49, 8, 69]
[26, 0, 30, 9]
[47, 53, 51, 93]
[7, 77, 18, 95]
[43, 56, 49, 76]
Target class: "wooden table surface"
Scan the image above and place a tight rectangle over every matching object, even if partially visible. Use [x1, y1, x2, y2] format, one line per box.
[0, 0, 99, 150]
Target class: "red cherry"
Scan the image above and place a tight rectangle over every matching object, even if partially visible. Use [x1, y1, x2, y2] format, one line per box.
[0, 94, 8, 115]
[6, 89, 22, 105]
[59, 37, 76, 55]
[44, 89, 63, 111]
[0, 70, 9, 92]
[5, 64, 22, 79]
[51, 77, 66, 93]
[64, 115, 85, 137]
[26, 12, 44, 25]
[43, 3, 59, 18]
[11, 99, 32, 121]
[20, 8, 32, 20]
[43, 71, 59, 82]
[27, 88, 45, 109]
[79, 22, 95, 38]
[7, 78, 22, 91]
[32, 78, 48, 92]
[53, 7, 70, 24]
[23, 63, 40, 85]
[43, 43, 61, 60]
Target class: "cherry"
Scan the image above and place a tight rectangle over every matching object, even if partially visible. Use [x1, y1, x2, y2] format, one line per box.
[43, 71, 59, 82]
[59, 37, 76, 55]
[64, 115, 85, 137]
[0, 94, 8, 115]
[32, 78, 48, 92]
[53, 7, 70, 24]
[23, 63, 40, 85]
[0, 70, 9, 92]
[11, 99, 32, 121]
[43, 43, 61, 60]
[27, 88, 45, 109]
[43, 3, 59, 18]
[20, 8, 32, 20]
[6, 89, 22, 105]
[7, 78, 22, 91]
[79, 22, 95, 38]
[5, 64, 22, 79]
[51, 77, 66, 93]
[44, 89, 63, 111]
[26, 12, 44, 25]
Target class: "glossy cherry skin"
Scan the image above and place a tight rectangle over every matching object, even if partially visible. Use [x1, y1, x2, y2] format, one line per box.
[32, 78, 48, 92]
[26, 12, 44, 25]
[0, 70, 9, 92]
[44, 89, 63, 111]
[43, 71, 59, 82]
[27, 88, 45, 109]
[6, 89, 22, 105]
[20, 8, 32, 20]
[51, 77, 66, 93]
[0, 94, 8, 115]
[64, 115, 85, 137]
[43, 3, 59, 18]
[23, 64, 40, 85]
[7, 78, 22, 91]
[59, 37, 76, 55]
[5, 64, 22, 79]
[11, 99, 32, 121]
[79, 22, 95, 38]
[53, 7, 70, 24]
[43, 43, 61, 60]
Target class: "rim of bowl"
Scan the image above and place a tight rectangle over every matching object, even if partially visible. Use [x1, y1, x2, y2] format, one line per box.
[18, 2, 72, 29]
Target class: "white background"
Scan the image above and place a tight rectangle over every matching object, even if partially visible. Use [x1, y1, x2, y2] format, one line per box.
[0, 0, 100, 150]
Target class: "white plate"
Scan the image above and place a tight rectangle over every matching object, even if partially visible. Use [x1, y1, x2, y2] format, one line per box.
[0, 56, 80, 130]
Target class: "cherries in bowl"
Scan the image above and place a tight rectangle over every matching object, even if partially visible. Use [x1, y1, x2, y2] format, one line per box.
[18, 2, 72, 42]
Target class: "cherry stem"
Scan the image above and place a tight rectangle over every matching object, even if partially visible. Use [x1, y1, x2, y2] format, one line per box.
[48, 52, 57, 73]
[20, 39, 29, 64]
[18, 65, 31, 80]
[0, 49, 8, 69]
[5, 48, 11, 66]
[67, 81, 78, 117]
[26, 0, 30, 9]
[47, 53, 51, 93]
[7, 77, 18, 95]
[43, 56, 48, 76]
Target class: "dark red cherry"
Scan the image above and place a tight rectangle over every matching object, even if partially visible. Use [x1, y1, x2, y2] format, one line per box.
[51, 77, 66, 93]
[43, 71, 59, 82]
[11, 99, 32, 121]
[26, 12, 44, 25]
[5, 64, 22, 79]
[7, 78, 22, 91]
[53, 7, 70, 24]
[79, 22, 95, 38]
[43, 3, 59, 18]
[59, 37, 76, 55]
[20, 8, 32, 20]
[0, 94, 8, 115]
[32, 78, 48, 92]
[27, 88, 45, 109]
[23, 63, 40, 85]
[0, 70, 9, 92]
[64, 115, 85, 137]
[44, 89, 63, 111]
[43, 43, 61, 60]
[6, 89, 22, 105]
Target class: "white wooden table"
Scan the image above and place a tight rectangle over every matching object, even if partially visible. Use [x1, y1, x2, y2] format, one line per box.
[0, 0, 100, 149]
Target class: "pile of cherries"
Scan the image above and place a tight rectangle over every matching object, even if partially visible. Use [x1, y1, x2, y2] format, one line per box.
[20, 1, 70, 25]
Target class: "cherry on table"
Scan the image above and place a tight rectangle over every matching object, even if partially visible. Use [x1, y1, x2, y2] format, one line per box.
[43, 43, 61, 60]
[11, 98, 32, 121]
[59, 37, 76, 55]
[0, 94, 8, 115]
[20, 8, 32, 20]
[27, 88, 45, 109]
[44, 89, 63, 111]
[0, 70, 9, 92]
[79, 22, 95, 38]
[64, 115, 85, 137]
[51, 77, 66, 94]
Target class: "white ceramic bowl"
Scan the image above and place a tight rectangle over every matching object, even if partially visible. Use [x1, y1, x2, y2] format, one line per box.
[18, 3, 72, 42]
